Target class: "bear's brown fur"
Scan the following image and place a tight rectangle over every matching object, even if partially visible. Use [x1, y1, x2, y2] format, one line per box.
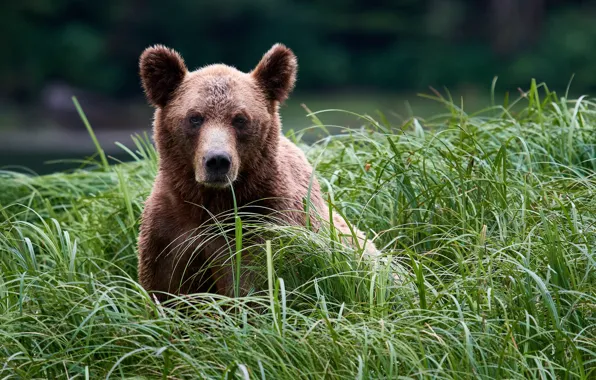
[137, 43, 375, 300]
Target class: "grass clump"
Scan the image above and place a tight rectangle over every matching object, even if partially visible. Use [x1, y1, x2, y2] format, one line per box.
[1, 82, 595, 379]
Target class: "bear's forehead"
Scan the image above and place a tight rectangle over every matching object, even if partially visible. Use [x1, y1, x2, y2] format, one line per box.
[188, 65, 248, 91]
[200, 77, 233, 105]
[176, 66, 262, 111]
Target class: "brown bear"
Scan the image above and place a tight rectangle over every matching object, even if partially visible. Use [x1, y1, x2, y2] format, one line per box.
[137, 43, 375, 300]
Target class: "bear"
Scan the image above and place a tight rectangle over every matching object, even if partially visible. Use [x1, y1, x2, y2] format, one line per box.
[137, 43, 376, 301]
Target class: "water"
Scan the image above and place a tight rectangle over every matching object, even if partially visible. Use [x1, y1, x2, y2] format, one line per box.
[0, 152, 134, 175]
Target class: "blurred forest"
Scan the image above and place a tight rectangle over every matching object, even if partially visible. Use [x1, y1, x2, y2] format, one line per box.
[1, 0, 596, 172]
[2, 0, 595, 102]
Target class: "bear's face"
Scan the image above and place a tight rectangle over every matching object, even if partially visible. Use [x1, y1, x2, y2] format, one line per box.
[139, 44, 297, 188]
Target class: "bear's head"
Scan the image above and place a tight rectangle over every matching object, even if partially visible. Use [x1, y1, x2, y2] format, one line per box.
[139, 44, 297, 189]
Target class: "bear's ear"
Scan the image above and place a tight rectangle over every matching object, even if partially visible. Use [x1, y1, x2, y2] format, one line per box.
[139, 45, 187, 108]
[251, 43, 297, 103]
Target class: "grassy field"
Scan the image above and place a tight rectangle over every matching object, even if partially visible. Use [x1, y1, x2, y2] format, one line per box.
[0, 82, 595, 378]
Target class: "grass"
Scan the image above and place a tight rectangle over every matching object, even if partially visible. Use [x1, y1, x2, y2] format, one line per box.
[0, 81, 595, 378]
[283, 89, 493, 142]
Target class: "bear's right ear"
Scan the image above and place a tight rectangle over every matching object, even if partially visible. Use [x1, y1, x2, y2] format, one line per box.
[139, 45, 187, 108]
[251, 43, 297, 103]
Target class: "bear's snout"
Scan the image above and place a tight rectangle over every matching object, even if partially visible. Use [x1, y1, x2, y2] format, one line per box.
[205, 151, 231, 175]
[194, 124, 239, 188]
[201, 150, 234, 186]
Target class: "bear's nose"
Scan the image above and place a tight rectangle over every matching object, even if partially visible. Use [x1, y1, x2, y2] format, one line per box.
[204, 151, 232, 176]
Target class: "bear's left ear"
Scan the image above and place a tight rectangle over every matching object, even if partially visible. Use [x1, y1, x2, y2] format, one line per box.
[251, 43, 297, 103]
[139, 45, 187, 108]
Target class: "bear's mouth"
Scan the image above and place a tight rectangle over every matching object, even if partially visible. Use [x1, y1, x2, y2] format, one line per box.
[195, 172, 237, 189]
[201, 179, 231, 189]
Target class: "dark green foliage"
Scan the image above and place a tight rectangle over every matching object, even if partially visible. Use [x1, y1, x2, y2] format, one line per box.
[2, 1, 596, 100]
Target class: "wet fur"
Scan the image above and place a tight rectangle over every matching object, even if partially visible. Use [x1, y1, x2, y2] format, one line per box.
[138, 44, 375, 300]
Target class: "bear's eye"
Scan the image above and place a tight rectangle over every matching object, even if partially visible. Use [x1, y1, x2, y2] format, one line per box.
[189, 115, 204, 127]
[232, 115, 248, 128]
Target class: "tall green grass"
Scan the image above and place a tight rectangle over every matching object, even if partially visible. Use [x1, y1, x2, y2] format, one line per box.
[1, 82, 595, 378]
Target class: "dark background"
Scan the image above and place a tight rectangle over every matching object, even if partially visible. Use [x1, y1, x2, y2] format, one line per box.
[1, 0, 595, 173]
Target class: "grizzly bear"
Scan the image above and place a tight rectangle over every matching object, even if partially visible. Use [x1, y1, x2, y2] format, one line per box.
[137, 43, 375, 300]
